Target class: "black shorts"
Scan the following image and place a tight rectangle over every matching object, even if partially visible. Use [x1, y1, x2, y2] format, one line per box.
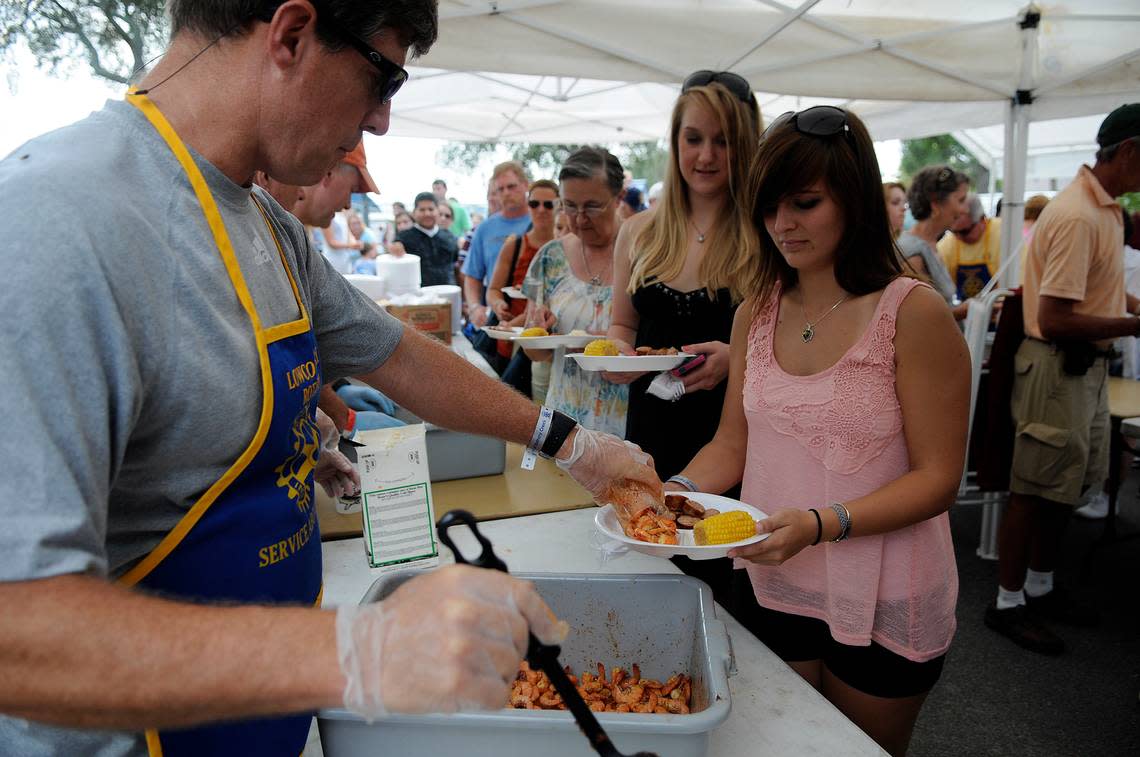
[731, 571, 946, 698]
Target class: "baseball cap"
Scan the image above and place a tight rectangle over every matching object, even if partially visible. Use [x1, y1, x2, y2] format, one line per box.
[1096, 103, 1140, 147]
[341, 141, 379, 194]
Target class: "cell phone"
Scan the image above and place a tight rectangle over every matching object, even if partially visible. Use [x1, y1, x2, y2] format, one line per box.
[671, 353, 707, 377]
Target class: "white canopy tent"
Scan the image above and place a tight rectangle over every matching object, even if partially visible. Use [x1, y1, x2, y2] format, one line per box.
[389, 0, 1140, 279]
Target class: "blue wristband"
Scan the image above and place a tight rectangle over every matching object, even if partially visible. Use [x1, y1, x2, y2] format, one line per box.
[666, 475, 699, 492]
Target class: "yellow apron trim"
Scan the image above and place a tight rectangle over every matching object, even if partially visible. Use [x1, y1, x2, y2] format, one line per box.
[119, 91, 278, 587]
[250, 195, 312, 343]
[314, 584, 324, 609]
[145, 728, 163, 757]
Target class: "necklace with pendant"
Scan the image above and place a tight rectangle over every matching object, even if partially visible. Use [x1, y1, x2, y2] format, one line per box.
[690, 217, 708, 244]
[800, 293, 849, 343]
[582, 245, 610, 288]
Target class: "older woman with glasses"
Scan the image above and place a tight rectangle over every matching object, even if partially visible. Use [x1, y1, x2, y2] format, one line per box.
[605, 70, 760, 605]
[896, 165, 971, 316]
[519, 148, 629, 435]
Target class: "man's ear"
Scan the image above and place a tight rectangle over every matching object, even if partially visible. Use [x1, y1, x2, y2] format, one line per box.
[264, 0, 320, 71]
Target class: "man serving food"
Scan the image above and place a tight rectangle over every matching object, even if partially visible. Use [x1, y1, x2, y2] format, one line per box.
[0, 1, 660, 755]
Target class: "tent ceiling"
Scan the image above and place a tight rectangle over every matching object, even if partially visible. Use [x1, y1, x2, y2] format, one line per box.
[386, 1, 1140, 144]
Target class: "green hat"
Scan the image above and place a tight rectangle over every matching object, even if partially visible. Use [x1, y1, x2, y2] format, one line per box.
[1097, 103, 1140, 147]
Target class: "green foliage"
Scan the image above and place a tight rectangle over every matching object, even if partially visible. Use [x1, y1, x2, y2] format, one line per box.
[1, 0, 167, 84]
[438, 140, 669, 185]
[899, 135, 990, 191]
[1120, 192, 1140, 214]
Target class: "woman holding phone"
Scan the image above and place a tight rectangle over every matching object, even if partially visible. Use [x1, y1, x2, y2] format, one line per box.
[606, 71, 760, 601]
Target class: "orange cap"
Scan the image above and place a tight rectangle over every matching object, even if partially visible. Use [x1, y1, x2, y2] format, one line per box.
[341, 141, 379, 194]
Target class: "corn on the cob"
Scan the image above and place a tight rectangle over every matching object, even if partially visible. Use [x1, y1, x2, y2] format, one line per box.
[584, 339, 619, 356]
[693, 511, 756, 545]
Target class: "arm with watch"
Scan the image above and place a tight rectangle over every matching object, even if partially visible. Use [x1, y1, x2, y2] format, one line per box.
[357, 325, 662, 503]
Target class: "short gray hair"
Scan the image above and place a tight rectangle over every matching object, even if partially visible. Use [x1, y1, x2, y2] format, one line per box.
[965, 194, 985, 224]
[559, 147, 624, 196]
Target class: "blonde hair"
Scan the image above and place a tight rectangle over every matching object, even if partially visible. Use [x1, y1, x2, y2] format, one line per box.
[628, 84, 760, 302]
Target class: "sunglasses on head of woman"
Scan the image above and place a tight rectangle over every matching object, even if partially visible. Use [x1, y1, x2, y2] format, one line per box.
[682, 70, 754, 106]
[528, 199, 557, 210]
[761, 105, 852, 145]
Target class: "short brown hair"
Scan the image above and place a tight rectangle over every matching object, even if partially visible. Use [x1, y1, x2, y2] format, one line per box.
[746, 108, 904, 304]
[168, 0, 438, 57]
[1024, 194, 1049, 222]
[529, 179, 560, 196]
[907, 165, 970, 221]
[492, 161, 529, 185]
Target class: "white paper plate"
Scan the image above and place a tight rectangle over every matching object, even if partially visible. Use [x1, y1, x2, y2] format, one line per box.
[570, 353, 692, 372]
[594, 492, 769, 560]
[502, 286, 526, 299]
[513, 333, 597, 349]
[481, 326, 523, 340]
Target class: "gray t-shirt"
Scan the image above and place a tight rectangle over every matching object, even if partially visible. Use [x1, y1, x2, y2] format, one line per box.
[898, 232, 956, 305]
[0, 100, 403, 754]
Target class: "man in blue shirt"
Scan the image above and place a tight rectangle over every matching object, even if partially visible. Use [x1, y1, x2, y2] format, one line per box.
[462, 160, 532, 327]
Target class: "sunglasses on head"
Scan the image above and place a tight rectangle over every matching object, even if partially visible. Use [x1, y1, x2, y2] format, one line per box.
[528, 199, 557, 209]
[682, 70, 754, 106]
[762, 105, 851, 143]
[256, 0, 409, 104]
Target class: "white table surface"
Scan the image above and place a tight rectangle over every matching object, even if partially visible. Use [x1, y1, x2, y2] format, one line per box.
[307, 509, 885, 756]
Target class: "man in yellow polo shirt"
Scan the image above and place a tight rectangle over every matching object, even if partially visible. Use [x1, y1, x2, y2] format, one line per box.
[938, 194, 1002, 301]
[986, 104, 1140, 656]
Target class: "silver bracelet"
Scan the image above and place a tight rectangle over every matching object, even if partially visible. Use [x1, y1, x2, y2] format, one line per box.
[666, 475, 699, 492]
[829, 502, 851, 542]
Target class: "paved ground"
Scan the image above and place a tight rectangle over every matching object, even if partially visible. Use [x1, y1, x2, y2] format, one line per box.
[910, 477, 1140, 757]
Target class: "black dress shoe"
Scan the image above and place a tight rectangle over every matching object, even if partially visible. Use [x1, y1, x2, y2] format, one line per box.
[1025, 585, 1101, 628]
[984, 602, 1065, 655]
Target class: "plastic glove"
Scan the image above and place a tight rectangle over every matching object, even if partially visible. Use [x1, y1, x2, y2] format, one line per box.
[314, 409, 360, 499]
[335, 564, 569, 720]
[555, 427, 663, 519]
[336, 385, 399, 416]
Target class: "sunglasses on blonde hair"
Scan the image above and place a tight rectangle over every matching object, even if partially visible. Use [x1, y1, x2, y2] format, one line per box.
[682, 70, 754, 106]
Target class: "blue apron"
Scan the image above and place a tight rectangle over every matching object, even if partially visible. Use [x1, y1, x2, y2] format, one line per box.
[120, 92, 324, 757]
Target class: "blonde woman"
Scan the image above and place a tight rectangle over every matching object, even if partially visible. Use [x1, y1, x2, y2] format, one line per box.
[606, 71, 760, 598]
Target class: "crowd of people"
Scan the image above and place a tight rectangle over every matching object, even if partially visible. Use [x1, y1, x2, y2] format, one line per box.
[1, 0, 1138, 755]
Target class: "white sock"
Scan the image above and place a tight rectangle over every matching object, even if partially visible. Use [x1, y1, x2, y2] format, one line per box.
[996, 586, 1026, 610]
[1024, 569, 1054, 598]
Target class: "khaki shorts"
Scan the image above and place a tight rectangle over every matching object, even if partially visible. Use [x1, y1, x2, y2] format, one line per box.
[1009, 338, 1109, 506]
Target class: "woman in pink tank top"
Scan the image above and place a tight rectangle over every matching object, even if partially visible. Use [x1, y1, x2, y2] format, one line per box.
[664, 107, 970, 755]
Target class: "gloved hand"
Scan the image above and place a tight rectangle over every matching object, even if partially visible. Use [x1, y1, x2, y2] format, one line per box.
[314, 409, 360, 499]
[336, 385, 399, 416]
[555, 427, 663, 519]
[335, 564, 569, 720]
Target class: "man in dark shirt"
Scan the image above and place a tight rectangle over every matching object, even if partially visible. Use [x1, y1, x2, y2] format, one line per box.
[397, 191, 459, 286]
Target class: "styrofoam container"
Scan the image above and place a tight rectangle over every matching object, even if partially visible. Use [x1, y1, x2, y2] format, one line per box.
[344, 273, 387, 300]
[318, 573, 734, 757]
[421, 284, 462, 334]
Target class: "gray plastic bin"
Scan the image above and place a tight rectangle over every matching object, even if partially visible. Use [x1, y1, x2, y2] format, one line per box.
[393, 409, 506, 482]
[318, 572, 734, 757]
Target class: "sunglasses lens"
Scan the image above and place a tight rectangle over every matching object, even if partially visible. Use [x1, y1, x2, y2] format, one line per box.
[797, 106, 847, 137]
[761, 111, 795, 141]
[682, 70, 715, 91]
[528, 200, 539, 208]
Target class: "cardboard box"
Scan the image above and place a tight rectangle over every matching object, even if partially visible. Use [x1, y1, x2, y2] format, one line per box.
[383, 302, 452, 344]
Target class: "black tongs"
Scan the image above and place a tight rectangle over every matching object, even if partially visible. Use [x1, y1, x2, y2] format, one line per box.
[436, 510, 657, 757]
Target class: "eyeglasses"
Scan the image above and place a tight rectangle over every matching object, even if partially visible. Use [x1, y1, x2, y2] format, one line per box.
[762, 105, 851, 143]
[562, 198, 613, 219]
[528, 199, 557, 210]
[682, 70, 754, 106]
[257, 1, 409, 104]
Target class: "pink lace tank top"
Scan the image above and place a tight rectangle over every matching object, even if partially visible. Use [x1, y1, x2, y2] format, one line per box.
[741, 276, 957, 662]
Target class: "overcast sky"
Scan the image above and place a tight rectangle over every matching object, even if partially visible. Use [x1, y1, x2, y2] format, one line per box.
[1, 45, 901, 216]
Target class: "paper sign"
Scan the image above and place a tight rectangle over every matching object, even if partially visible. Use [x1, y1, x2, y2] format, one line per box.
[357, 425, 440, 571]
